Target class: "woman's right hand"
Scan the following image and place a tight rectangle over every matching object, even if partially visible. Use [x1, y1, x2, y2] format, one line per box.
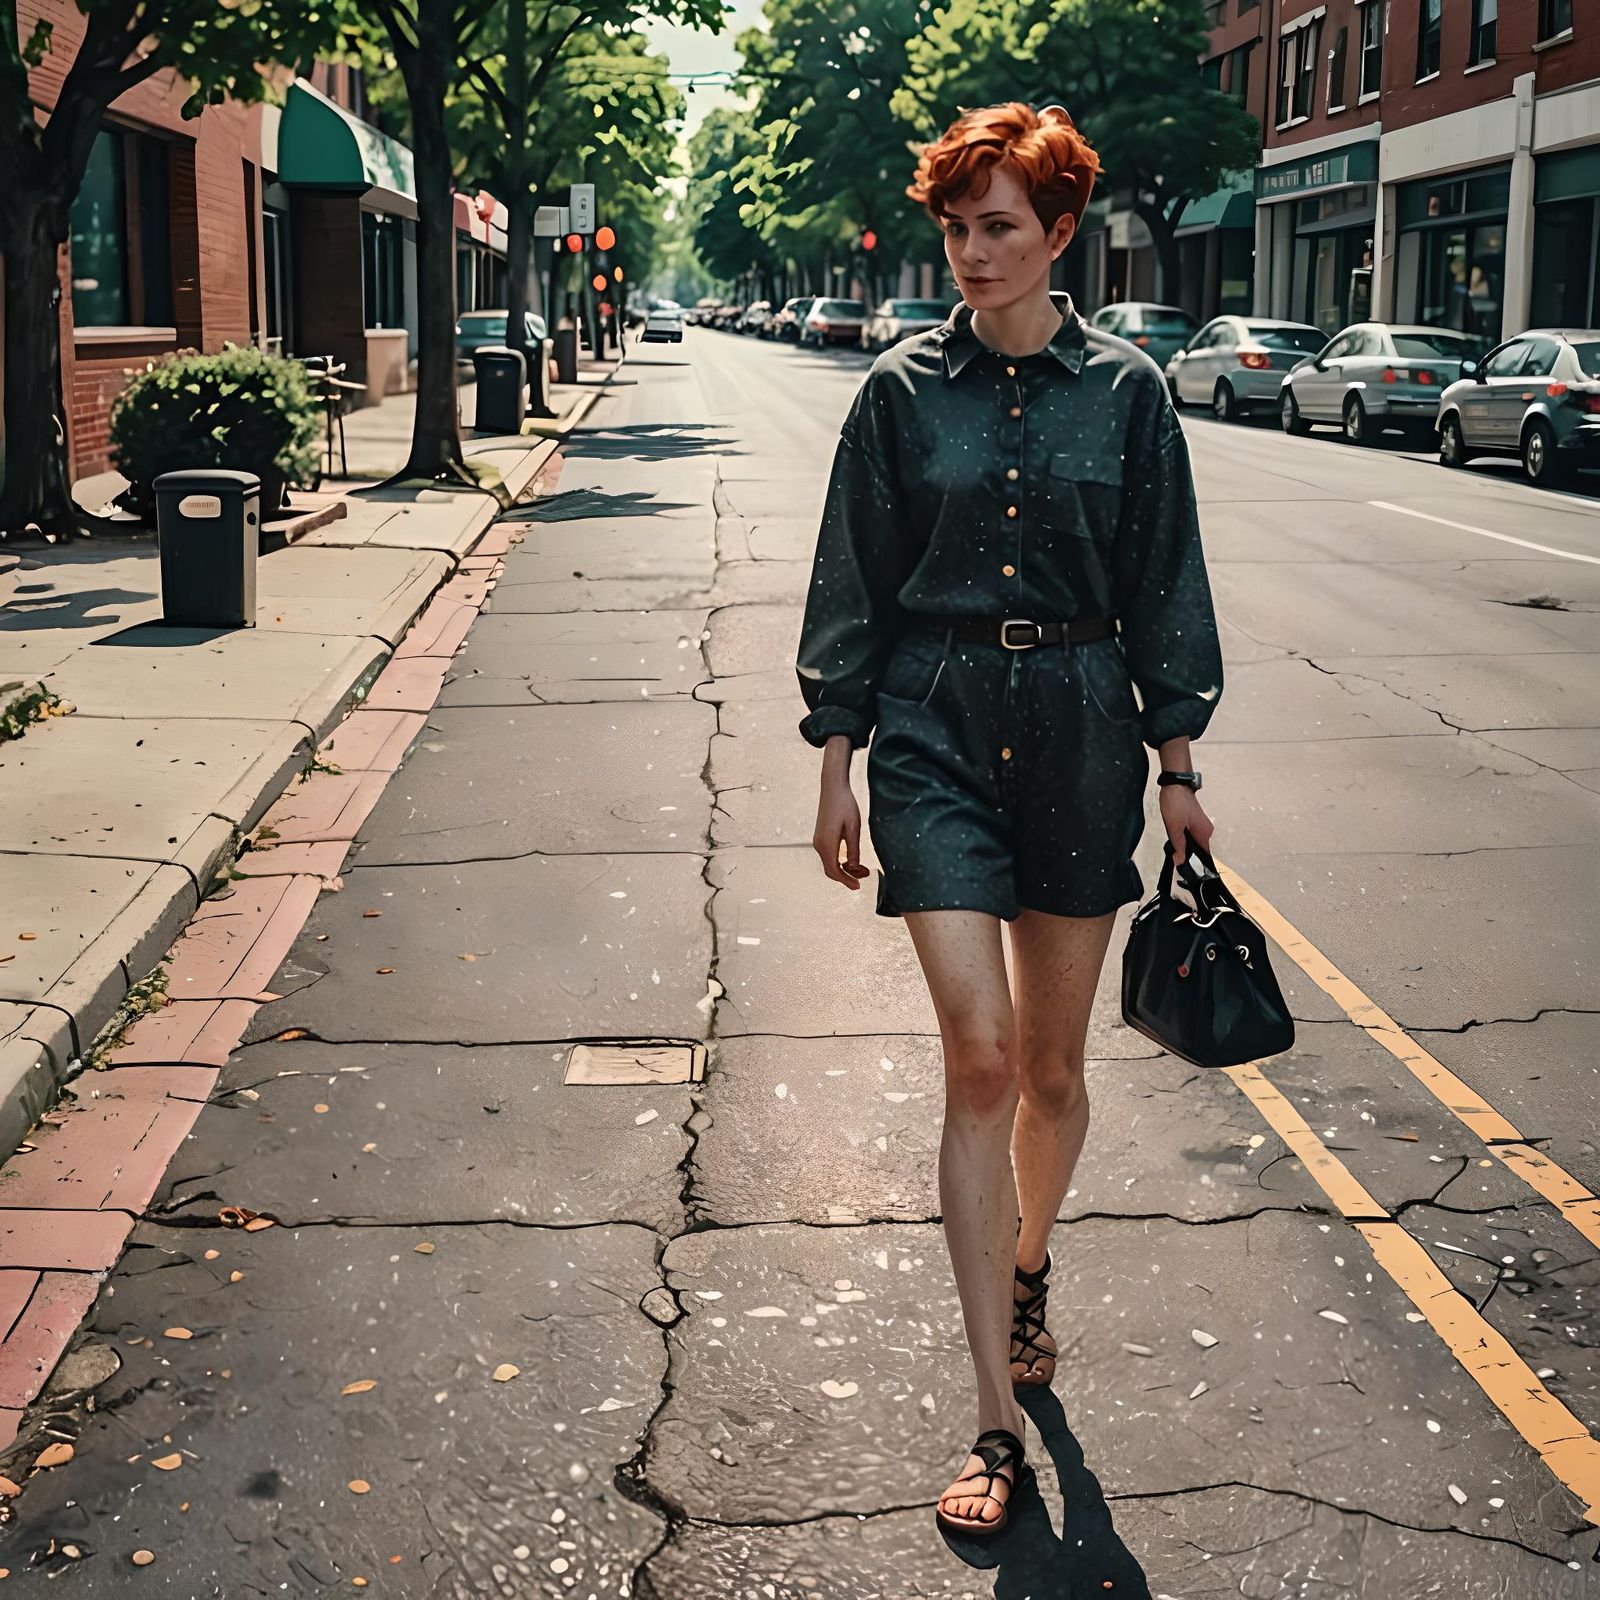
[813, 738, 870, 890]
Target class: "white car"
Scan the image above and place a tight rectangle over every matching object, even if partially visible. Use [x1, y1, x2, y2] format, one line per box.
[642, 305, 684, 344]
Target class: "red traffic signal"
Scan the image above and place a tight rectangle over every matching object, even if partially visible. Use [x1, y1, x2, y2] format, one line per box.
[564, 233, 583, 253]
[595, 225, 616, 251]
[591, 273, 607, 292]
[862, 229, 877, 251]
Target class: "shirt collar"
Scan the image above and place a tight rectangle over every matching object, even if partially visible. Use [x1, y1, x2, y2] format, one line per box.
[936, 295, 1087, 380]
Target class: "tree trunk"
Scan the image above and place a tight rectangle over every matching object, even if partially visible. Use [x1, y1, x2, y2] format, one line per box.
[1134, 195, 1182, 306]
[505, 198, 533, 369]
[0, 194, 74, 536]
[391, 7, 466, 484]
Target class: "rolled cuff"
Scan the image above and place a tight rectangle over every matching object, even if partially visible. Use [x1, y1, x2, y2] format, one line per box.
[1140, 693, 1220, 751]
[798, 704, 874, 749]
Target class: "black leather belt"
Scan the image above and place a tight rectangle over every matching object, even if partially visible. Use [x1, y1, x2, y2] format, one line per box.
[911, 615, 1117, 650]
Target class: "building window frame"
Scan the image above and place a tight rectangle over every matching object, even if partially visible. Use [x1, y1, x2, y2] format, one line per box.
[1357, 0, 1385, 102]
[1415, 0, 1441, 82]
[1276, 9, 1325, 128]
[1468, 0, 1497, 66]
[1536, 0, 1572, 45]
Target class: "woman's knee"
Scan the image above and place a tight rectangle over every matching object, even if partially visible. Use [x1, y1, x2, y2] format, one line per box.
[943, 1027, 1018, 1114]
[1018, 1051, 1087, 1112]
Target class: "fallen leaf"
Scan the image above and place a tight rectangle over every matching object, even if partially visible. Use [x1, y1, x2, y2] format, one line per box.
[218, 1205, 256, 1227]
[0, 954, 14, 965]
[163, 1327, 193, 1340]
[1387, 1133, 1420, 1143]
[243, 1216, 276, 1232]
[1191, 1329, 1219, 1349]
[376, 967, 395, 975]
[131, 1551, 156, 1568]
[458, 952, 477, 962]
[275, 1028, 312, 1041]
[819, 1379, 859, 1399]
[313, 1104, 330, 1114]
[203, 1249, 220, 1261]
[35, 1443, 74, 1469]
[230, 1271, 244, 1283]
[341, 1380, 378, 1396]
[362, 1142, 377, 1153]
[363, 910, 382, 918]
[151, 1453, 184, 1472]
[17, 934, 37, 942]
[492, 1363, 520, 1382]
[348, 1479, 371, 1494]
[413, 1242, 435, 1255]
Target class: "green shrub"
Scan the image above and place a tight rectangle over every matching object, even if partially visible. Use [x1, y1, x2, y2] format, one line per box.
[109, 344, 321, 515]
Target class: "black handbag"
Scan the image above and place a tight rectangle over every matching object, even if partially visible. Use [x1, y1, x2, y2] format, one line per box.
[1121, 837, 1295, 1069]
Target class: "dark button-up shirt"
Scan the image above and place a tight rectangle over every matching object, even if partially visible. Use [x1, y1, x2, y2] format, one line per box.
[796, 297, 1222, 751]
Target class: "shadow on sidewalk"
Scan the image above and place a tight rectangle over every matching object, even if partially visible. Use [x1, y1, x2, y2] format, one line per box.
[569, 422, 734, 464]
[939, 1389, 1152, 1598]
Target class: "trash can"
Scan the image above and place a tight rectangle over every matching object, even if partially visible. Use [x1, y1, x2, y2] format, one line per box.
[528, 336, 557, 418]
[472, 346, 527, 434]
[153, 469, 259, 628]
[553, 318, 579, 386]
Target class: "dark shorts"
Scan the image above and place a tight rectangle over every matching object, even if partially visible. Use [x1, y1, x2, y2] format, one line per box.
[865, 626, 1149, 922]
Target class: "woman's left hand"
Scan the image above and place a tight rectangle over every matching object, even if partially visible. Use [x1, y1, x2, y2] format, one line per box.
[1159, 784, 1214, 866]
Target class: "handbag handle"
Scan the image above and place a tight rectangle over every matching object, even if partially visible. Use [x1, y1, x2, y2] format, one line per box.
[1158, 832, 1235, 919]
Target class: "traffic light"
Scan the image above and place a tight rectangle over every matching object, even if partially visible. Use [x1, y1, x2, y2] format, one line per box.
[595, 225, 616, 251]
[613, 266, 623, 282]
[591, 272, 607, 292]
[564, 232, 583, 253]
[862, 229, 877, 252]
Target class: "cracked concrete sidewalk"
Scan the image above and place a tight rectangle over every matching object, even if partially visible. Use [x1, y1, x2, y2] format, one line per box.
[0, 339, 1596, 1596]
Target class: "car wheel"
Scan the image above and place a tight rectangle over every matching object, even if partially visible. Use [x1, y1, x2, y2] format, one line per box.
[1438, 414, 1467, 469]
[1212, 381, 1238, 423]
[1280, 389, 1311, 436]
[1342, 394, 1371, 445]
[1521, 419, 1569, 486]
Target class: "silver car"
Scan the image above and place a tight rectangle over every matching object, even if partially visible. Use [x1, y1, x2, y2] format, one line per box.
[1165, 317, 1325, 420]
[1279, 323, 1483, 445]
[863, 297, 955, 351]
[1436, 328, 1600, 486]
[1088, 302, 1198, 370]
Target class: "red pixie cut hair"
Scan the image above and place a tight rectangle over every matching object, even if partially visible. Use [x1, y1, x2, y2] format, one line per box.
[906, 102, 1101, 232]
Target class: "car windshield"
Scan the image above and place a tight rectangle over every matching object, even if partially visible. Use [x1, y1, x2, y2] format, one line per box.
[1137, 309, 1198, 334]
[1249, 326, 1325, 353]
[892, 300, 951, 317]
[1390, 330, 1478, 359]
[818, 300, 866, 316]
[1571, 341, 1600, 376]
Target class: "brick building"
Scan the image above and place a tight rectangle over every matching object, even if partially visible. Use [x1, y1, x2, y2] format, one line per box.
[8, 6, 508, 486]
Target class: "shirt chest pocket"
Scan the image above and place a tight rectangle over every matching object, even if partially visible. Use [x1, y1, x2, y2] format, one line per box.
[1042, 445, 1123, 540]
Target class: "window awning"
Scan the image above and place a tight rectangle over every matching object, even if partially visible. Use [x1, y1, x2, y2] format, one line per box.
[277, 79, 417, 220]
[1175, 172, 1255, 237]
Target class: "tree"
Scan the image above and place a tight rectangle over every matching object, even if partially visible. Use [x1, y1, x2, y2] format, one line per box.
[0, 1, 352, 536]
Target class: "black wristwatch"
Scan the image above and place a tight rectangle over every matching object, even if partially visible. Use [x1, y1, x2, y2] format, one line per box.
[1157, 770, 1202, 791]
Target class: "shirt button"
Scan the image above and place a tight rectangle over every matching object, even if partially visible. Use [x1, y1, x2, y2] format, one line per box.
[1006, 467, 1019, 481]
[1006, 505, 1018, 518]
[1009, 405, 1022, 418]
[1000, 746, 1013, 761]
[1005, 364, 1016, 376]
[1002, 564, 1015, 576]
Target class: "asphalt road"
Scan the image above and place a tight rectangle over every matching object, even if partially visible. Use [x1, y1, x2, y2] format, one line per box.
[6, 323, 1599, 1598]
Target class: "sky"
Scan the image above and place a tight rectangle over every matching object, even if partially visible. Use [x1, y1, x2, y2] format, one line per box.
[637, 0, 768, 147]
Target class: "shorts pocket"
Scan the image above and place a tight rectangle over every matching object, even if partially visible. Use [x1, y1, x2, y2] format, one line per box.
[1078, 640, 1142, 727]
[878, 630, 950, 707]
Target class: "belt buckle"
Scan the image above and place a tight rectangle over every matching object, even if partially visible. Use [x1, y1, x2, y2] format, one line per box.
[1000, 617, 1042, 650]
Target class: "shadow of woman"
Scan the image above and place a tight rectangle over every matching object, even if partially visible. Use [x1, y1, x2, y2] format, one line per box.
[937, 1387, 1152, 1598]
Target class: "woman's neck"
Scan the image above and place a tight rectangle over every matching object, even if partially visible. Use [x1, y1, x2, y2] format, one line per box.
[970, 293, 1065, 359]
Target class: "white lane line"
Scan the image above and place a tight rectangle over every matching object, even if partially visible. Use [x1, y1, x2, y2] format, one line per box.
[1369, 500, 1600, 565]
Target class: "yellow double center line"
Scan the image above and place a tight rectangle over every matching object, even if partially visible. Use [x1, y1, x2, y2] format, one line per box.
[1215, 860, 1600, 1527]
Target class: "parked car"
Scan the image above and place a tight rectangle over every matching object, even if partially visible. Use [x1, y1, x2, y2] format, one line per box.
[1279, 323, 1483, 446]
[455, 310, 548, 371]
[1435, 328, 1600, 485]
[642, 304, 685, 343]
[802, 297, 869, 347]
[735, 300, 772, 335]
[1089, 302, 1199, 369]
[1166, 317, 1325, 420]
[769, 297, 814, 342]
[863, 297, 955, 350]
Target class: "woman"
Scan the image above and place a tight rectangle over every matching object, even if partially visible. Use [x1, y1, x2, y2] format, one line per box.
[794, 103, 1223, 1537]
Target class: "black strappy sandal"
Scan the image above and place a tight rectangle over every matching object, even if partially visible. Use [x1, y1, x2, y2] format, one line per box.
[1010, 1250, 1057, 1391]
[933, 1426, 1032, 1536]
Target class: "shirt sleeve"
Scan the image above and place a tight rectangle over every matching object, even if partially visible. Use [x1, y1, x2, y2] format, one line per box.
[795, 372, 916, 749]
[1111, 381, 1224, 749]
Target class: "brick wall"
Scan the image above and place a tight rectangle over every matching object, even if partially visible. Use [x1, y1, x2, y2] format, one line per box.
[1264, 0, 1381, 152]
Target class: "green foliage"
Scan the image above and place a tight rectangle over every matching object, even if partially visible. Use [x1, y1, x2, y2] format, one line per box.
[109, 345, 322, 501]
[0, 682, 68, 745]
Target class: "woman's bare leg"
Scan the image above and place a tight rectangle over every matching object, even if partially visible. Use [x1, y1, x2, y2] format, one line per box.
[1005, 908, 1118, 1381]
[903, 909, 1027, 1526]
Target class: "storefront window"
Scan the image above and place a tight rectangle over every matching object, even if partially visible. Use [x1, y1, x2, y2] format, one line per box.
[69, 127, 173, 329]
[1418, 224, 1504, 335]
[1531, 198, 1599, 327]
[362, 211, 404, 329]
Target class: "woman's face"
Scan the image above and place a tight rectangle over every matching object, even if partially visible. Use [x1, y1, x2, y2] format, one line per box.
[940, 162, 1074, 311]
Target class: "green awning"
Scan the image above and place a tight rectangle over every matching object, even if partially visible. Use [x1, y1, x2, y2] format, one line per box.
[277, 80, 416, 216]
[1175, 173, 1255, 236]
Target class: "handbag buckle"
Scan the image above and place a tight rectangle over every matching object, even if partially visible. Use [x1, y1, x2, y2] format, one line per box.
[1000, 618, 1043, 649]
